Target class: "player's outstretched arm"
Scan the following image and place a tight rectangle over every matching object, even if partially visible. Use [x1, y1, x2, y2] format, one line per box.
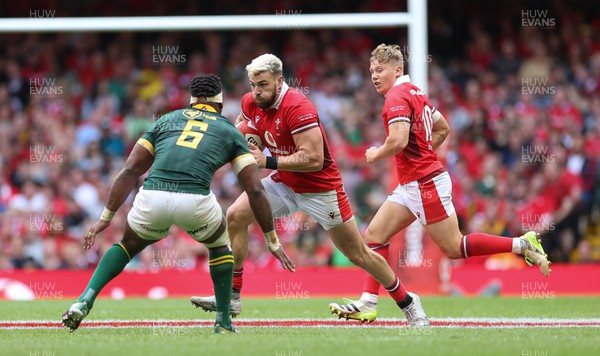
[236, 163, 296, 272]
[83, 143, 154, 249]
[365, 121, 410, 163]
[431, 111, 451, 150]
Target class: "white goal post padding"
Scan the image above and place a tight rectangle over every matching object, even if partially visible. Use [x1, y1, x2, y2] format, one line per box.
[0, 0, 428, 91]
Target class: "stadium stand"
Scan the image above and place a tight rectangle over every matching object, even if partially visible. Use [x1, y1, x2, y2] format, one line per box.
[0, 0, 599, 273]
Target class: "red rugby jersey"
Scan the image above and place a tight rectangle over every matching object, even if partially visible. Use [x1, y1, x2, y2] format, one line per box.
[382, 76, 445, 184]
[241, 83, 343, 193]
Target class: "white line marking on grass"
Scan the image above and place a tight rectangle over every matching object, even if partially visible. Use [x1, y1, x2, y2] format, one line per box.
[2, 318, 600, 329]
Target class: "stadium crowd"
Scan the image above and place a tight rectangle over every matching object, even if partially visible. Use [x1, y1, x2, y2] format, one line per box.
[0, 0, 599, 271]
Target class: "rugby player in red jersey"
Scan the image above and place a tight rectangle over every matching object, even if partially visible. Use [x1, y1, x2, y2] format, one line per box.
[192, 53, 429, 326]
[329, 44, 551, 322]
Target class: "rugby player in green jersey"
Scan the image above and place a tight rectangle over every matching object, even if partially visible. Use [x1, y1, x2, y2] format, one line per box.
[62, 74, 295, 334]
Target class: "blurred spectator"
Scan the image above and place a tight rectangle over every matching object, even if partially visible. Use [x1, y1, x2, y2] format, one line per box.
[8, 180, 47, 213]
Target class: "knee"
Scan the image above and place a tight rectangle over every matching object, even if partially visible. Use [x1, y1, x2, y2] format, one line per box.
[440, 244, 462, 259]
[120, 239, 147, 258]
[365, 225, 390, 244]
[365, 226, 376, 243]
[226, 204, 252, 230]
[208, 245, 230, 254]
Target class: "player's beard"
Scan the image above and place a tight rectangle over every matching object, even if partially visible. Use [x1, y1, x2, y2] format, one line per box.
[254, 86, 278, 109]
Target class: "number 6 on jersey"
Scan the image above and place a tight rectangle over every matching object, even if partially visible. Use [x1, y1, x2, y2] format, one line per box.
[176, 120, 209, 149]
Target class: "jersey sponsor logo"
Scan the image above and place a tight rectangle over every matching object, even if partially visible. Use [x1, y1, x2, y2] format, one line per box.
[264, 130, 277, 148]
[410, 89, 426, 96]
[187, 224, 208, 235]
[182, 109, 215, 121]
[390, 105, 405, 112]
[140, 224, 169, 234]
[183, 109, 201, 119]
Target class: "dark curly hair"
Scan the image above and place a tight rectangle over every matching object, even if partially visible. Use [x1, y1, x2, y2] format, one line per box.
[189, 74, 222, 99]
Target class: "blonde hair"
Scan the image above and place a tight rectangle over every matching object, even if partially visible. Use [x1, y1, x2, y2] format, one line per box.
[370, 44, 404, 68]
[246, 53, 283, 77]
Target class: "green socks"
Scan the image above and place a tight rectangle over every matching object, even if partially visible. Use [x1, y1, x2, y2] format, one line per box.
[77, 243, 131, 308]
[76, 243, 234, 328]
[208, 250, 234, 327]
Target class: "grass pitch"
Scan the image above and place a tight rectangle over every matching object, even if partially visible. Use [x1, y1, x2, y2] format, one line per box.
[1, 297, 599, 356]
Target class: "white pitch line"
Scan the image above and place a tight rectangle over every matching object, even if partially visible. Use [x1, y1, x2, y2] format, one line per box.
[4, 318, 600, 323]
[1, 318, 600, 330]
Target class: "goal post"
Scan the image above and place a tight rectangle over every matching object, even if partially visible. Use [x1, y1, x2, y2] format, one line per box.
[408, 0, 428, 93]
[0, 0, 428, 91]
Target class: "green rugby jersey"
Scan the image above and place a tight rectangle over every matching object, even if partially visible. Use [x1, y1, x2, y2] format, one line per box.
[137, 104, 255, 195]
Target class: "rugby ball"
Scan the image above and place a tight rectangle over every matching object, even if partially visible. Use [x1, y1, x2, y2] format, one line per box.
[236, 120, 265, 151]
